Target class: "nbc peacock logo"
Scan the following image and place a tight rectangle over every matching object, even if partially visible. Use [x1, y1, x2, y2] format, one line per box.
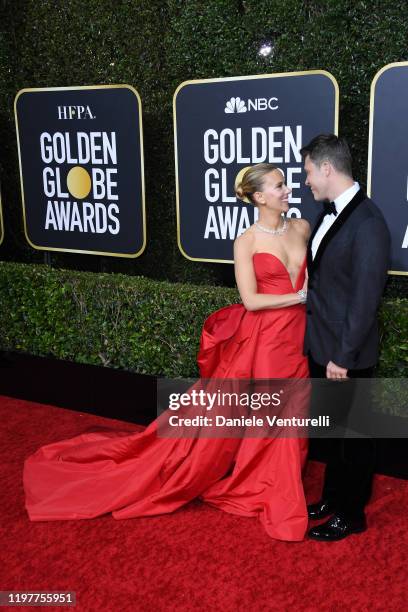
[224, 97, 247, 114]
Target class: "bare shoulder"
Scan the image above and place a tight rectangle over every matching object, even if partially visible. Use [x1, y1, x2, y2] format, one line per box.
[290, 217, 311, 238]
[234, 225, 256, 254]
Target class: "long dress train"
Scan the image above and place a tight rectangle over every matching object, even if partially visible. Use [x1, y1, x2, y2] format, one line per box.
[23, 253, 309, 541]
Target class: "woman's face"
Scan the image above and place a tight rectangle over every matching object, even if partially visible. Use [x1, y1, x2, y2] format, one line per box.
[254, 170, 291, 213]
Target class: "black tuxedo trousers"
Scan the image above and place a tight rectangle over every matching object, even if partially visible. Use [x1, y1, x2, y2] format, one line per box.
[308, 354, 375, 520]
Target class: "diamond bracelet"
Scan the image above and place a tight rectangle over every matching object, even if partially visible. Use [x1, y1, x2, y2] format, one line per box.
[297, 289, 307, 304]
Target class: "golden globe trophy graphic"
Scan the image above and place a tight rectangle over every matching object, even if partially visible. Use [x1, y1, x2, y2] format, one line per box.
[15, 85, 146, 257]
[66, 166, 92, 200]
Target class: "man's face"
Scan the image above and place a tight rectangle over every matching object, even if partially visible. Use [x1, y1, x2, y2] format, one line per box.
[304, 155, 329, 201]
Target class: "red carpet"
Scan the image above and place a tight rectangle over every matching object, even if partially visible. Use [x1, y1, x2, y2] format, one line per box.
[0, 395, 407, 611]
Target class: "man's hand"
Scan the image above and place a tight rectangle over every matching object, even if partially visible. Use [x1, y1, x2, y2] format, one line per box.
[326, 360, 348, 380]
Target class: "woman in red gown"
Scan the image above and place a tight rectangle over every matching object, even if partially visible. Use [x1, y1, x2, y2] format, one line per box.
[24, 163, 311, 541]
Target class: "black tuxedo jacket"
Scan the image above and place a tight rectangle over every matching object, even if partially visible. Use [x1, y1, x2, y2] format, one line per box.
[304, 189, 391, 370]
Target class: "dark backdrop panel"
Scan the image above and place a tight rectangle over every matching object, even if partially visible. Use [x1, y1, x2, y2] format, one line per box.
[175, 71, 338, 262]
[369, 63, 408, 275]
[15, 86, 145, 257]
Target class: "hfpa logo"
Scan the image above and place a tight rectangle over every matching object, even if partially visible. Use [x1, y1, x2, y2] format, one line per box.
[224, 96, 279, 113]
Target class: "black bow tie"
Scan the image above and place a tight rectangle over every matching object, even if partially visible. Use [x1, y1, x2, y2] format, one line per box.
[323, 201, 337, 216]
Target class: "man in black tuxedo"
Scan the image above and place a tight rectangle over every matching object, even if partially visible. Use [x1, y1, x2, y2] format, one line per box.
[300, 134, 390, 541]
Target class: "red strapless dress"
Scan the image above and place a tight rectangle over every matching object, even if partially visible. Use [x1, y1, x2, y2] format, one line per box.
[24, 253, 309, 541]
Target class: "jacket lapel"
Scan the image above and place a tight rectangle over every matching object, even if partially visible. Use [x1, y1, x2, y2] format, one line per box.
[307, 209, 326, 272]
[308, 189, 366, 277]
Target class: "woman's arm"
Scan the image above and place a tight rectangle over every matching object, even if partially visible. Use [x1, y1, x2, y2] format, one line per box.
[234, 237, 304, 311]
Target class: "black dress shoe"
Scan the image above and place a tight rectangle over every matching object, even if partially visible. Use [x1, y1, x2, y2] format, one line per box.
[308, 514, 367, 541]
[307, 499, 334, 520]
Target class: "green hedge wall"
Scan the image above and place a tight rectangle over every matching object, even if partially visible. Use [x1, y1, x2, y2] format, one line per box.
[0, 261, 237, 377]
[0, 0, 407, 297]
[0, 261, 407, 378]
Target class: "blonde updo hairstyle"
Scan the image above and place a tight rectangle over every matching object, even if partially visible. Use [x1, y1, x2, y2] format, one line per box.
[234, 163, 280, 205]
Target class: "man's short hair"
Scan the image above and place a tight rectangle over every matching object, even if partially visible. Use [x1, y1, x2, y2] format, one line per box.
[300, 134, 353, 177]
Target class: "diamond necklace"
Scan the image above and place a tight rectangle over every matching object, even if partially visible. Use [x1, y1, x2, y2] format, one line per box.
[255, 217, 288, 235]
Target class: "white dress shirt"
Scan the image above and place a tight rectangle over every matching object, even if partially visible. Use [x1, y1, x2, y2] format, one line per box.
[311, 182, 360, 259]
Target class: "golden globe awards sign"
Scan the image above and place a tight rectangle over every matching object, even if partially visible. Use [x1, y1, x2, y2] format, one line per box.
[174, 71, 338, 262]
[368, 62, 408, 275]
[14, 85, 146, 257]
